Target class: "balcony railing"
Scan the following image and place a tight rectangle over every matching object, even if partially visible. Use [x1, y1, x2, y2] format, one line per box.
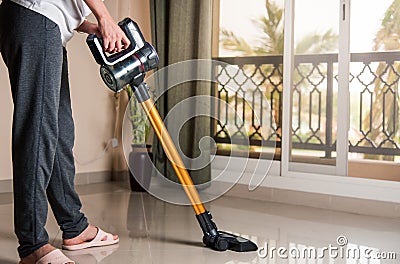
[212, 52, 400, 159]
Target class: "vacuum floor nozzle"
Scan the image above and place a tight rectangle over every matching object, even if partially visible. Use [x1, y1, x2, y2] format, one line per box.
[202, 231, 258, 252]
[216, 231, 258, 252]
[197, 211, 258, 252]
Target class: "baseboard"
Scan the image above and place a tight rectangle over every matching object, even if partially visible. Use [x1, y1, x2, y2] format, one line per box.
[0, 179, 12, 193]
[0, 170, 128, 194]
[224, 183, 400, 219]
[74, 171, 113, 185]
[111, 170, 129, 182]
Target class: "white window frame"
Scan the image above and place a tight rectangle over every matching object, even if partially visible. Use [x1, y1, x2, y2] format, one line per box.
[279, 0, 400, 203]
[212, 0, 400, 203]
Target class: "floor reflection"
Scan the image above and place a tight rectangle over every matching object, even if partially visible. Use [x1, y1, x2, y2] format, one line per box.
[65, 244, 119, 264]
[0, 182, 398, 263]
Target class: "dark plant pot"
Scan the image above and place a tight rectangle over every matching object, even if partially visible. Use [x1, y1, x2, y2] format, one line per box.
[128, 144, 153, 192]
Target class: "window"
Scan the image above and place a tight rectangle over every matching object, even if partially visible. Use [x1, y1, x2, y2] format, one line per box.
[212, 0, 400, 182]
[212, 0, 284, 159]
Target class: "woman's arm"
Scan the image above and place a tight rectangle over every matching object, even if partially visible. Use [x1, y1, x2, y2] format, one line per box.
[81, 0, 130, 53]
[76, 20, 100, 36]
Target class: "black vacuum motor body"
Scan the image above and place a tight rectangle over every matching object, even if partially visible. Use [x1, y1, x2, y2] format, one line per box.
[87, 18, 159, 92]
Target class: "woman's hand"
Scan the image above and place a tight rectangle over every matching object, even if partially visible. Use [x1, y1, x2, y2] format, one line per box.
[97, 14, 130, 53]
[82, 0, 131, 53]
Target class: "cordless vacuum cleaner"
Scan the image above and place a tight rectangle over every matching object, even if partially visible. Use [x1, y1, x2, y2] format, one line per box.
[86, 18, 258, 252]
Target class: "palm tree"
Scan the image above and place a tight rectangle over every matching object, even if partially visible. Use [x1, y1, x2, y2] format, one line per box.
[220, 0, 338, 56]
[220, 0, 283, 55]
[362, 0, 400, 161]
[219, 0, 338, 148]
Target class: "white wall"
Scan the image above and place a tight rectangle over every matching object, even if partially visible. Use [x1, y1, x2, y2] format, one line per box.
[0, 0, 151, 180]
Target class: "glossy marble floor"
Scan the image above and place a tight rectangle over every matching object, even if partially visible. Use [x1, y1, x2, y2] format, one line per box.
[0, 181, 398, 264]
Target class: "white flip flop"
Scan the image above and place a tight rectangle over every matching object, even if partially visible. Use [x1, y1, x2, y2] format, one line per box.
[62, 228, 119, 251]
[35, 249, 75, 264]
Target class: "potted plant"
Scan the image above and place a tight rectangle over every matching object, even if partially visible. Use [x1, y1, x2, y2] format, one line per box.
[125, 84, 153, 192]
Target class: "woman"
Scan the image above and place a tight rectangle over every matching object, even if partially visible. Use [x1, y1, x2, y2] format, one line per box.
[0, 0, 130, 263]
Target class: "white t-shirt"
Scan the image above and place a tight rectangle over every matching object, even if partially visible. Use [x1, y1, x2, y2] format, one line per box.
[11, 0, 92, 46]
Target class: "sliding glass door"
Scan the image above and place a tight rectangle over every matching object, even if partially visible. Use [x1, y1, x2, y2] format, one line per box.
[348, 0, 400, 181]
[282, 0, 350, 177]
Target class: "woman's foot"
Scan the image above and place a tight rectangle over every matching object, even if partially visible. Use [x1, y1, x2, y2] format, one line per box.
[63, 225, 118, 249]
[20, 244, 74, 264]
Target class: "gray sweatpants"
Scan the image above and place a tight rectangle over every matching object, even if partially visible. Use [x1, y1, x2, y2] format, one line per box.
[0, 0, 88, 258]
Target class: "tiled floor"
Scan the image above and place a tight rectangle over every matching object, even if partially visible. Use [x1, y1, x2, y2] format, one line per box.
[0, 181, 399, 263]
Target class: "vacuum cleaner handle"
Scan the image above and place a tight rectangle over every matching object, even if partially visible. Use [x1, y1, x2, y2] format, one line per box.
[86, 18, 146, 66]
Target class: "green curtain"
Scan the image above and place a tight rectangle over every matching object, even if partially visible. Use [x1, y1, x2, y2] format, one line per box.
[150, 0, 213, 185]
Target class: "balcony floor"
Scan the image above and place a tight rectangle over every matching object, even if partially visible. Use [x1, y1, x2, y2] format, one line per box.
[0, 181, 398, 263]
